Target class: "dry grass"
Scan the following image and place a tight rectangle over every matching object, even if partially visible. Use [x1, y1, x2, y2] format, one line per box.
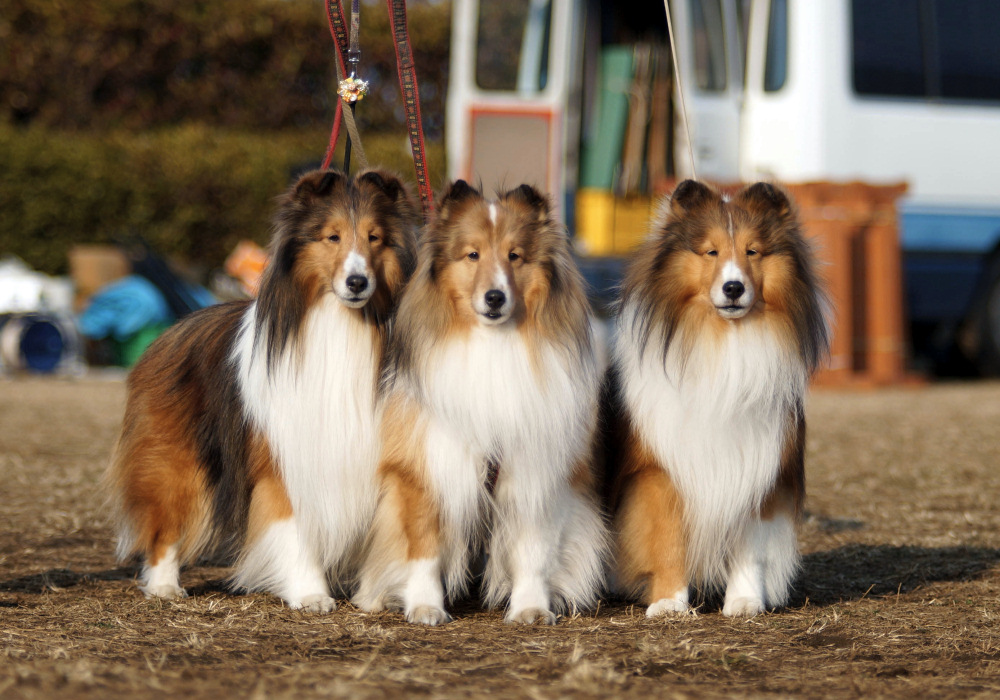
[2, 375, 1000, 698]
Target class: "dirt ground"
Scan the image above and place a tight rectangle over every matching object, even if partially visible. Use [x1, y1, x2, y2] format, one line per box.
[2, 375, 1000, 699]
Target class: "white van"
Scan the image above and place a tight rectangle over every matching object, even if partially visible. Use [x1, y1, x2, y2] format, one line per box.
[447, 0, 1000, 374]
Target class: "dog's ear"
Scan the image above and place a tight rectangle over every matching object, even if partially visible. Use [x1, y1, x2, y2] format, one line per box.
[668, 179, 715, 217]
[440, 179, 480, 206]
[502, 183, 550, 221]
[357, 170, 404, 203]
[736, 181, 793, 219]
[293, 169, 346, 202]
[436, 180, 481, 221]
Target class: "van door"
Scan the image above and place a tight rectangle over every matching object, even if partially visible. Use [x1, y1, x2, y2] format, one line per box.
[446, 0, 582, 217]
[670, 0, 745, 181]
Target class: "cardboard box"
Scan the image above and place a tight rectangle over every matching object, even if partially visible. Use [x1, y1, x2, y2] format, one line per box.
[68, 245, 130, 310]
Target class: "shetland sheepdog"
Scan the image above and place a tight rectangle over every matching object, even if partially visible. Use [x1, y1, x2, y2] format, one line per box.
[108, 169, 419, 611]
[352, 181, 608, 625]
[603, 180, 829, 617]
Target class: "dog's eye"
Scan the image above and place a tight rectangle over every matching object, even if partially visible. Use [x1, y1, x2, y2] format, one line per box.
[706, 250, 718, 257]
[467, 251, 480, 261]
[747, 249, 758, 256]
[368, 234, 380, 243]
[508, 252, 520, 262]
[328, 234, 341, 243]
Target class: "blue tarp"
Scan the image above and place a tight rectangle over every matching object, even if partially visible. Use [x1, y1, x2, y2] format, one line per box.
[78, 275, 174, 342]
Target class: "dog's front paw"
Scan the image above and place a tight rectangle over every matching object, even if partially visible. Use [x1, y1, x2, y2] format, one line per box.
[506, 607, 557, 625]
[406, 605, 452, 626]
[646, 597, 692, 618]
[140, 584, 188, 600]
[722, 596, 765, 617]
[351, 595, 386, 613]
[290, 594, 337, 613]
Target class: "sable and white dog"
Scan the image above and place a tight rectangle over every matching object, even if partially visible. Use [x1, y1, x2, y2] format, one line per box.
[603, 180, 829, 617]
[108, 169, 419, 611]
[352, 181, 608, 625]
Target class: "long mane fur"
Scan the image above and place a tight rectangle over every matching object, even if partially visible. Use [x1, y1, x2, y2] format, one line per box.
[386, 181, 592, 392]
[255, 169, 418, 372]
[618, 180, 829, 372]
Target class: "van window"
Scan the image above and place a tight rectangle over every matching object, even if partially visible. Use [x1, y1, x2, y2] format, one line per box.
[475, 0, 551, 93]
[852, 0, 1000, 101]
[852, 0, 925, 97]
[690, 0, 727, 91]
[735, 0, 752, 86]
[764, 0, 788, 92]
[935, 1, 1000, 100]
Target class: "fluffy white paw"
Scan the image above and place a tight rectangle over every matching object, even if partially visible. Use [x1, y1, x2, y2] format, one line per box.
[290, 595, 337, 613]
[722, 596, 765, 617]
[406, 605, 452, 626]
[506, 607, 557, 625]
[140, 584, 188, 600]
[350, 595, 385, 613]
[646, 597, 691, 618]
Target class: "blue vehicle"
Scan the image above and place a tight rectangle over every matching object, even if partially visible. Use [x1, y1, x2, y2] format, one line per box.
[901, 202, 1000, 373]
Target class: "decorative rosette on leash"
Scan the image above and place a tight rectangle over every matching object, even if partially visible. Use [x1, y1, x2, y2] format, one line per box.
[338, 75, 369, 104]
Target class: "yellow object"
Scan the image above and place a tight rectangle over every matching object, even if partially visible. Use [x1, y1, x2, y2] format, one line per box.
[575, 189, 654, 256]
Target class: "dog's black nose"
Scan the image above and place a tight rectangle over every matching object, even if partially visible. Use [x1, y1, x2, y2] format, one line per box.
[346, 275, 369, 294]
[484, 289, 506, 310]
[722, 281, 745, 300]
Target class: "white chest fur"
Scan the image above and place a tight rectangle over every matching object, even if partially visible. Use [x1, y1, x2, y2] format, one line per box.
[417, 325, 598, 476]
[235, 295, 381, 568]
[614, 304, 807, 582]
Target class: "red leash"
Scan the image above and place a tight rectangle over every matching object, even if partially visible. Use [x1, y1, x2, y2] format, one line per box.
[386, 0, 435, 219]
[321, 0, 435, 220]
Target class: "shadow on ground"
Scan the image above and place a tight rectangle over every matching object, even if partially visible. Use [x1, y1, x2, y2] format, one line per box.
[0, 567, 136, 594]
[4, 545, 998, 615]
[796, 544, 1000, 605]
[0, 566, 238, 598]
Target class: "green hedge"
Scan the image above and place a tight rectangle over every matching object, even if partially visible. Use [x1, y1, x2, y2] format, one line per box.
[0, 125, 445, 275]
[0, 0, 450, 276]
[1, 0, 450, 135]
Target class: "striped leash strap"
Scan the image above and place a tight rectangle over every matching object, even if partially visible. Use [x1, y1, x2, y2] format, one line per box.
[321, 0, 349, 170]
[386, 0, 435, 220]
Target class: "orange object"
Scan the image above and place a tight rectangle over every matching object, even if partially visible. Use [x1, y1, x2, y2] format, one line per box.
[787, 182, 910, 387]
[224, 240, 269, 297]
